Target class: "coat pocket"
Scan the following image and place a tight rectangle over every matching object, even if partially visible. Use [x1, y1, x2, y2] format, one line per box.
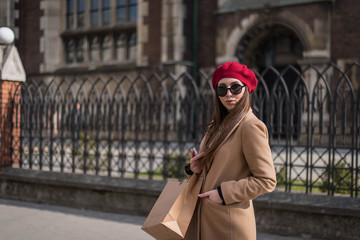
[200, 198, 231, 239]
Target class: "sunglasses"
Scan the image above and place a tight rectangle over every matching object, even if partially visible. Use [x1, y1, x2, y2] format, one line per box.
[216, 84, 245, 97]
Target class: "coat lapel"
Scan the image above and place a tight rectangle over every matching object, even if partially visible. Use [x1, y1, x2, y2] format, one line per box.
[204, 110, 252, 173]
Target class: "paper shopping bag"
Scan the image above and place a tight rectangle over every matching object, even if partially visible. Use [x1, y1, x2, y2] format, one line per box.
[141, 174, 202, 240]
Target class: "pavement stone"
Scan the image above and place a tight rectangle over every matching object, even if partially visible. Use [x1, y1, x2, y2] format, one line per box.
[0, 198, 315, 240]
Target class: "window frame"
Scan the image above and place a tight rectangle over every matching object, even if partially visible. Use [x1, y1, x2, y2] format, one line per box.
[116, 0, 137, 23]
[63, 0, 138, 65]
[66, 0, 74, 29]
[90, 0, 100, 27]
[102, 0, 111, 25]
[77, 0, 85, 28]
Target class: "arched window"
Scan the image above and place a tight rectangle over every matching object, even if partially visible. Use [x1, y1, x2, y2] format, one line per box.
[236, 23, 305, 139]
[237, 24, 303, 71]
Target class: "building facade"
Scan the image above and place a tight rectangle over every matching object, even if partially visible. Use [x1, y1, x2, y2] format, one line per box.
[12, 0, 194, 77]
[1, 0, 359, 196]
[0, 0, 358, 81]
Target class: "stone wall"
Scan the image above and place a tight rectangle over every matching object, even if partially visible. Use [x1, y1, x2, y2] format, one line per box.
[0, 167, 359, 239]
[254, 191, 360, 239]
[0, 168, 164, 216]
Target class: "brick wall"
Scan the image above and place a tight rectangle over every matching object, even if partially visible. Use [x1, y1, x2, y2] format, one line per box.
[197, 0, 217, 68]
[331, 0, 360, 61]
[0, 81, 21, 169]
[15, 0, 43, 75]
[144, 0, 161, 66]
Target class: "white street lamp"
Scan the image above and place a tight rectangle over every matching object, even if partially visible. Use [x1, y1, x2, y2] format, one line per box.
[0, 27, 15, 45]
[0, 26, 25, 82]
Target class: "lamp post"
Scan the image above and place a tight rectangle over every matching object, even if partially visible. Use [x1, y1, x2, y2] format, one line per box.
[0, 26, 25, 169]
[0, 26, 25, 82]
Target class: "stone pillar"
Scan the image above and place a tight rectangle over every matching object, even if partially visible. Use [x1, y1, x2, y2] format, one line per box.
[0, 80, 21, 169]
[0, 44, 25, 169]
[161, 0, 187, 74]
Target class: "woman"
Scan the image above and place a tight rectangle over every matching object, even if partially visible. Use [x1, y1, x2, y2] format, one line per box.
[185, 62, 277, 240]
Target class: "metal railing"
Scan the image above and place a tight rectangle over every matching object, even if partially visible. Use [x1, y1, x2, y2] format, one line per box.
[8, 63, 360, 197]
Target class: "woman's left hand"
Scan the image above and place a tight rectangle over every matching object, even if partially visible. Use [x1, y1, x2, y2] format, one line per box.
[198, 189, 223, 204]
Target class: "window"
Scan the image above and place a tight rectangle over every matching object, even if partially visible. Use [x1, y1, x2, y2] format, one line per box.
[101, 35, 112, 61]
[114, 33, 137, 60]
[129, 0, 137, 22]
[91, 0, 99, 27]
[102, 0, 111, 25]
[77, 0, 85, 28]
[65, 39, 75, 63]
[128, 33, 136, 60]
[76, 38, 84, 62]
[116, 34, 127, 60]
[66, 0, 74, 29]
[116, 0, 126, 23]
[117, 0, 137, 23]
[65, 38, 84, 63]
[64, 33, 137, 64]
[89, 36, 100, 62]
[63, 0, 137, 65]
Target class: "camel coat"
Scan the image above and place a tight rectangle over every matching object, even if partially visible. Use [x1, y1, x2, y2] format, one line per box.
[186, 111, 277, 240]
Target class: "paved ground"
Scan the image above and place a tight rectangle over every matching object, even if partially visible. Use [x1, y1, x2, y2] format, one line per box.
[0, 198, 312, 240]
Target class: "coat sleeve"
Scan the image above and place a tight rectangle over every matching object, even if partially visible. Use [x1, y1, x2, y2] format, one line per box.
[184, 135, 208, 178]
[220, 119, 277, 204]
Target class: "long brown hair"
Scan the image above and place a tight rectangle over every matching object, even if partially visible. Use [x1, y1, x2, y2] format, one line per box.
[200, 86, 251, 166]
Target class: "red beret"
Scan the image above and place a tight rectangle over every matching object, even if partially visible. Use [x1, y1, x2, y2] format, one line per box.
[211, 62, 258, 93]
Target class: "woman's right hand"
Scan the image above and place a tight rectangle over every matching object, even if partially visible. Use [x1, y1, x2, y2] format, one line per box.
[190, 149, 204, 174]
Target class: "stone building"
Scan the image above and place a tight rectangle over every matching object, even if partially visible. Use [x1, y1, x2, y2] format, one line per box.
[0, 0, 358, 82]
[1, 0, 358, 197]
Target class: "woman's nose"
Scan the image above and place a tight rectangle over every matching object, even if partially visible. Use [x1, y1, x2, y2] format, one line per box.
[225, 89, 232, 96]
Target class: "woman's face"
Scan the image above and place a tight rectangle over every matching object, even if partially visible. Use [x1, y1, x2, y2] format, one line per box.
[217, 78, 245, 111]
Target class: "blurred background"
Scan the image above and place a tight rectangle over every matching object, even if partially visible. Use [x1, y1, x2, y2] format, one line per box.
[1, 0, 359, 195]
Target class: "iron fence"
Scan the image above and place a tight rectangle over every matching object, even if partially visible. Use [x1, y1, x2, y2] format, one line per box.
[8, 63, 360, 197]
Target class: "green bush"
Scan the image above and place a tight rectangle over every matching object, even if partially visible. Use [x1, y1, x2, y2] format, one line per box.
[320, 161, 352, 194]
[74, 131, 97, 171]
[165, 152, 191, 179]
[276, 166, 286, 185]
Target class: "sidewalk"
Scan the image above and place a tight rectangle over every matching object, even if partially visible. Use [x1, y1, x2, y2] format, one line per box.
[0, 198, 311, 240]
